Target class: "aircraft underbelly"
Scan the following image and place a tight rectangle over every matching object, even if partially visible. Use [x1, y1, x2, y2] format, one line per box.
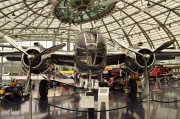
[75, 56, 106, 74]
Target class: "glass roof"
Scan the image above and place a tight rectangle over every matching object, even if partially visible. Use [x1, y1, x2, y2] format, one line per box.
[0, 0, 180, 50]
[54, 0, 117, 24]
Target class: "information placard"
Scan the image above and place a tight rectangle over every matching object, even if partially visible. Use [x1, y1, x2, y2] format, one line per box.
[98, 87, 109, 95]
[80, 96, 94, 108]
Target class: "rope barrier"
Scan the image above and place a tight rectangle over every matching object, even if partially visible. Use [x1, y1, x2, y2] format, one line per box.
[3, 97, 29, 105]
[34, 97, 180, 112]
[151, 99, 180, 103]
[34, 97, 144, 112]
[1, 95, 180, 113]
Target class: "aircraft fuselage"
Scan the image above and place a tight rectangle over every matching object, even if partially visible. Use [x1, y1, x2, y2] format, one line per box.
[74, 30, 107, 74]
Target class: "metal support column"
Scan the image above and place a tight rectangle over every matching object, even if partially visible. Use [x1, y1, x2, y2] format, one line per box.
[67, 31, 70, 51]
[0, 47, 4, 84]
[53, 30, 56, 46]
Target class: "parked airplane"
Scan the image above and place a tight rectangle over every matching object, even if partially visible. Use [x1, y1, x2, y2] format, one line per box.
[0, 29, 178, 97]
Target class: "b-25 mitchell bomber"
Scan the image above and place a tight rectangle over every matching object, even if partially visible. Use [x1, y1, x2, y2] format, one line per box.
[0, 29, 178, 97]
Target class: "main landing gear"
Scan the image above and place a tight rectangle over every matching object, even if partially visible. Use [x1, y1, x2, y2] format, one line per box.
[39, 80, 48, 97]
[128, 79, 137, 97]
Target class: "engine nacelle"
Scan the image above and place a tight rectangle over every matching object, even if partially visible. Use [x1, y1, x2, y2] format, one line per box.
[125, 48, 155, 74]
[21, 47, 54, 74]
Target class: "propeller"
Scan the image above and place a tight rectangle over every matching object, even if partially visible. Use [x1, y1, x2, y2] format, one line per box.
[4, 35, 66, 56]
[4, 35, 29, 56]
[113, 38, 144, 57]
[141, 39, 175, 97]
[24, 58, 32, 95]
[114, 38, 175, 97]
[39, 43, 66, 55]
[151, 39, 175, 54]
[4, 35, 66, 95]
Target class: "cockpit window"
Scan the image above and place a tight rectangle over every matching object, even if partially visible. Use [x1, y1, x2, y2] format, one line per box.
[75, 30, 106, 67]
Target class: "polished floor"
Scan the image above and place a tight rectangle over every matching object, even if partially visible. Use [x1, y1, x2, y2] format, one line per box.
[0, 80, 180, 119]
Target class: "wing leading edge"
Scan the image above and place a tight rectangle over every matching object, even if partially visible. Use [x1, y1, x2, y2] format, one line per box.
[0, 49, 21, 61]
[155, 49, 180, 60]
[51, 51, 126, 66]
[107, 51, 126, 65]
[50, 51, 74, 66]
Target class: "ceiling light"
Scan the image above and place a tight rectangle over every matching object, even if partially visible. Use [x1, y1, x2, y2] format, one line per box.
[54, 0, 118, 24]
[147, 2, 151, 7]
[12, 12, 15, 16]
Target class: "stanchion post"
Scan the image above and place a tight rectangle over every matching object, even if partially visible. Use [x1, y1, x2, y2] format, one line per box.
[147, 96, 150, 119]
[29, 79, 32, 119]
[54, 83, 56, 97]
[85, 91, 94, 119]
[29, 92, 32, 119]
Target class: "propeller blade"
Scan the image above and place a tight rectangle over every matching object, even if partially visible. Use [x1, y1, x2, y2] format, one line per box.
[94, 0, 118, 6]
[24, 61, 32, 95]
[152, 39, 175, 54]
[3, 35, 29, 56]
[40, 43, 66, 55]
[114, 38, 144, 56]
[141, 60, 150, 98]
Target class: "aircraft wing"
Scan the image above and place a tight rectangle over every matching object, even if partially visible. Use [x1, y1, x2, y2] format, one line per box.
[1, 48, 179, 65]
[0, 49, 21, 61]
[0, 49, 21, 55]
[106, 51, 126, 65]
[51, 51, 126, 66]
[50, 51, 75, 66]
[155, 49, 180, 60]
[0, 49, 74, 64]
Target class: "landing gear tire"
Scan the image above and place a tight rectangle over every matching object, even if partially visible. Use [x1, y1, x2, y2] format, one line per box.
[39, 97, 48, 113]
[13, 86, 23, 97]
[39, 80, 48, 97]
[129, 79, 137, 97]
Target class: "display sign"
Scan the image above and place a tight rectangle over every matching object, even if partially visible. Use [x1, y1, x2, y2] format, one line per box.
[80, 96, 94, 108]
[98, 87, 109, 95]
[97, 87, 110, 119]
[100, 89, 108, 93]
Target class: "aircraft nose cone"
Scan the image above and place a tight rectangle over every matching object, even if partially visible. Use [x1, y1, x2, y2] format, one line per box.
[86, 43, 97, 50]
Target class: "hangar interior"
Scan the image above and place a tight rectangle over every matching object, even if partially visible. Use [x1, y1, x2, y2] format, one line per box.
[0, 0, 180, 119]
